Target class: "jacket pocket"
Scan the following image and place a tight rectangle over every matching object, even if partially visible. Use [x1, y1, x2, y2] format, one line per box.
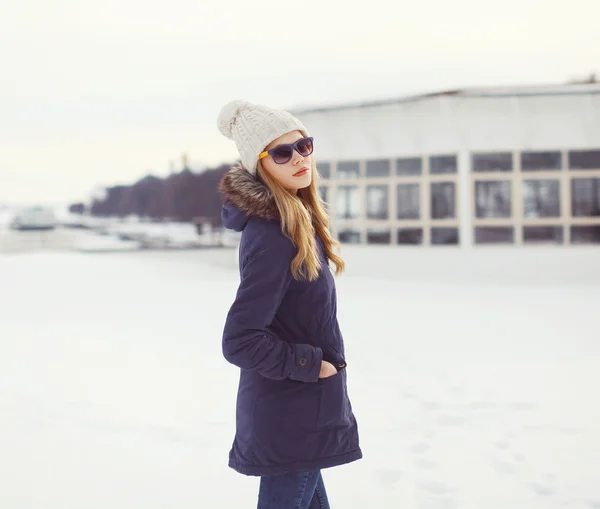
[252, 379, 321, 465]
[316, 368, 350, 429]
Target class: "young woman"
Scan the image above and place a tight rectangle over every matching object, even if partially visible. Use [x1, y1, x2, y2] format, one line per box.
[217, 100, 362, 509]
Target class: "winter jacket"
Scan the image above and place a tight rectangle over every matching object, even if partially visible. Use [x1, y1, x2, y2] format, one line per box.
[219, 165, 362, 477]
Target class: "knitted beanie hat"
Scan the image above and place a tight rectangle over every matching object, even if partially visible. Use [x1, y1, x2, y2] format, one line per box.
[217, 99, 309, 175]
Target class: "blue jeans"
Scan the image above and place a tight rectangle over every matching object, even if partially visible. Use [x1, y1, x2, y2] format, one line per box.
[257, 470, 331, 509]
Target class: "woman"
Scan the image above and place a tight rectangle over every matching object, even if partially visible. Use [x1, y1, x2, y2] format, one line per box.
[217, 100, 362, 509]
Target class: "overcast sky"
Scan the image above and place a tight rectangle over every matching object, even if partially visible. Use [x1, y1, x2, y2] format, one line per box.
[1, 0, 598, 205]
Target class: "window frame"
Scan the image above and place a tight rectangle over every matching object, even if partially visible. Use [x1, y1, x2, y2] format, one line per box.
[471, 148, 600, 245]
[327, 154, 460, 246]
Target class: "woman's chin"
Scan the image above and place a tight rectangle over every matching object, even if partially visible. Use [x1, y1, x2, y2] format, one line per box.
[296, 174, 313, 190]
[282, 175, 312, 192]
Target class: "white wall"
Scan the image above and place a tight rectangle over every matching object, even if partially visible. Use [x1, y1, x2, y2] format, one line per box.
[295, 89, 600, 162]
[338, 245, 600, 285]
[294, 87, 600, 249]
[188, 244, 600, 285]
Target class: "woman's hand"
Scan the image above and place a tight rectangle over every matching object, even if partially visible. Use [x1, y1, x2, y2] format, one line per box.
[319, 361, 338, 379]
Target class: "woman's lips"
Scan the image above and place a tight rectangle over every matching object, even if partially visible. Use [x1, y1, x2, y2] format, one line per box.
[293, 167, 309, 177]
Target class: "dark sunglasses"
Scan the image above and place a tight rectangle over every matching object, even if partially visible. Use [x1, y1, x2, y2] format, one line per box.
[259, 137, 314, 165]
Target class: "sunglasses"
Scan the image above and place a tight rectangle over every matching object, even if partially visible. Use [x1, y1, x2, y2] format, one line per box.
[259, 137, 314, 165]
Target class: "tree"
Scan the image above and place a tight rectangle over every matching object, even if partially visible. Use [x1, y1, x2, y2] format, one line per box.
[69, 203, 86, 214]
[88, 163, 231, 223]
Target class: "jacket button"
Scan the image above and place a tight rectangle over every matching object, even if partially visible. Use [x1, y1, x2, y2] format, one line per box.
[298, 357, 307, 366]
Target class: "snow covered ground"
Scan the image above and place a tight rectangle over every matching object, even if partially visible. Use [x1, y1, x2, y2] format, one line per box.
[0, 210, 237, 253]
[1, 248, 599, 509]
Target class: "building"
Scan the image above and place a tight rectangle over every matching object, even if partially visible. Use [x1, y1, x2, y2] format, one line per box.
[292, 83, 600, 247]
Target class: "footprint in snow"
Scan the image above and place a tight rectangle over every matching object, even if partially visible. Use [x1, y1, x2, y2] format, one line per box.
[530, 482, 556, 496]
[493, 461, 516, 475]
[419, 498, 457, 509]
[470, 401, 496, 411]
[422, 401, 443, 411]
[414, 457, 437, 470]
[418, 480, 453, 496]
[494, 441, 510, 450]
[446, 385, 465, 395]
[437, 414, 466, 426]
[411, 442, 430, 454]
[510, 402, 536, 411]
[374, 469, 402, 484]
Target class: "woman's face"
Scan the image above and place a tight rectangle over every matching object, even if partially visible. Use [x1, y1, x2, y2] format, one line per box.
[260, 130, 312, 192]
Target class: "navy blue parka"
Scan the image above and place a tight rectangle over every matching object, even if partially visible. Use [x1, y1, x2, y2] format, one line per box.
[219, 165, 362, 477]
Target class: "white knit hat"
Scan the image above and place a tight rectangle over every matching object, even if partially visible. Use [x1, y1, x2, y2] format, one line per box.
[217, 99, 309, 175]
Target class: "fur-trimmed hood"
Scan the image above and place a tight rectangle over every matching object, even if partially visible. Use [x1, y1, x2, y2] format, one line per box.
[218, 163, 278, 231]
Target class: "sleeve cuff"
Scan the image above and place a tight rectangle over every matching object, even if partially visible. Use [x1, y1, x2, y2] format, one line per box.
[290, 344, 323, 383]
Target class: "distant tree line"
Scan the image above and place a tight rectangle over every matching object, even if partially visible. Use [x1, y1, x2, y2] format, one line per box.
[70, 163, 232, 224]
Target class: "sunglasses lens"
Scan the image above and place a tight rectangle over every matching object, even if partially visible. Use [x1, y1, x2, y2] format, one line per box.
[271, 146, 293, 164]
[296, 138, 313, 156]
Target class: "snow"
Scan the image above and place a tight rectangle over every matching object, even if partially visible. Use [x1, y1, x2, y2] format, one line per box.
[60, 216, 237, 250]
[1, 248, 599, 509]
[72, 231, 142, 252]
[0, 209, 13, 228]
[0, 209, 239, 253]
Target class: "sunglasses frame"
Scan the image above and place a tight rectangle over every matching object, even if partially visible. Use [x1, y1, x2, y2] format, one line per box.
[259, 137, 314, 165]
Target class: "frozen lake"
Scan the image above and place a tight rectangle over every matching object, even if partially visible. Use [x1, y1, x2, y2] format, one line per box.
[1, 247, 599, 508]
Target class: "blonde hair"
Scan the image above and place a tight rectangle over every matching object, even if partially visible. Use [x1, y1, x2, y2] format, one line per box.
[256, 159, 345, 281]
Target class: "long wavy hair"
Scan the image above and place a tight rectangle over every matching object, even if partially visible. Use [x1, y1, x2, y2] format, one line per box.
[256, 158, 345, 281]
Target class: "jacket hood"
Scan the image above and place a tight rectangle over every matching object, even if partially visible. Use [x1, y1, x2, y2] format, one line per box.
[219, 163, 279, 231]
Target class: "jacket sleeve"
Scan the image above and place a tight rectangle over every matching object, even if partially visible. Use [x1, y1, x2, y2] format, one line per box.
[222, 224, 323, 383]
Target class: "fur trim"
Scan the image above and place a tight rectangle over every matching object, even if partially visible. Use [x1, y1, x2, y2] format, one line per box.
[218, 163, 279, 221]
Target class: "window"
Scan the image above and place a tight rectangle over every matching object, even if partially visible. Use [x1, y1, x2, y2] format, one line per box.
[523, 180, 560, 218]
[464, 148, 600, 247]
[366, 185, 389, 219]
[366, 159, 390, 178]
[523, 226, 563, 244]
[367, 229, 391, 244]
[318, 162, 331, 179]
[397, 228, 423, 245]
[571, 178, 600, 217]
[571, 226, 600, 244]
[568, 150, 600, 170]
[431, 182, 455, 219]
[475, 226, 515, 244]
[431, 227, 459, 245]
[336, 186, 360, 219]
[397, 184, 420, 219]
[336, 161, 360, 179]
[396, 157, 422, 176]
[475, 181, 511, 218]
[430, 155, 457, 174]
[319, 186, 328, 205]
[521, 151, 561, 171]
[472, 153, 513, 173]
[338, 229, 361, 244]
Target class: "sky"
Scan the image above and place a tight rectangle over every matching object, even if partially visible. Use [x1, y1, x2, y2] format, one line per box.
[1, 0, 599, 205]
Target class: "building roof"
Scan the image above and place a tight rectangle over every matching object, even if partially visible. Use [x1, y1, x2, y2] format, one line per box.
[291, 82, 600, 115]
